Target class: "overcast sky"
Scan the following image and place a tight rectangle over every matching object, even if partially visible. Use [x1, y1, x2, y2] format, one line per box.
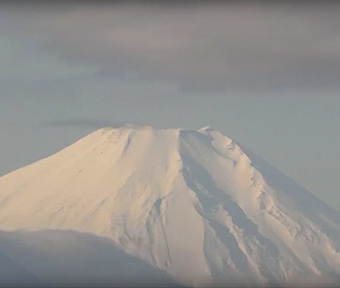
[0, 2, 340, 210]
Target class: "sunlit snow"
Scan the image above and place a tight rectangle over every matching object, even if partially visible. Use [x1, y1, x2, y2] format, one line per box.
[0, 125, 339, 287]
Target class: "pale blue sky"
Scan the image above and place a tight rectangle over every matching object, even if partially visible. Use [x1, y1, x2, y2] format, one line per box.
[0, 2, 339, 211]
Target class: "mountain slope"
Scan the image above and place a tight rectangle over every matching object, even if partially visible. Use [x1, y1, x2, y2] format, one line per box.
[0, 229, 182, 287]
[0, 125, 339, 287]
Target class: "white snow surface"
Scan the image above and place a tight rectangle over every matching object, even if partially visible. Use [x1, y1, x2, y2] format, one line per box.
[0, 125, 339, 287]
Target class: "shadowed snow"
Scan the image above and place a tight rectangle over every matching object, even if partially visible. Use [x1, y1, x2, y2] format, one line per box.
[0, 229, 183, 287]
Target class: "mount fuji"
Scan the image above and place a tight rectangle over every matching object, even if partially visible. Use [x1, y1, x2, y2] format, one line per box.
[0, 125, 339, 287]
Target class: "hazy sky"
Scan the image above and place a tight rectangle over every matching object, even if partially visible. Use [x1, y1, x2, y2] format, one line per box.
[0, 2, 340, 210]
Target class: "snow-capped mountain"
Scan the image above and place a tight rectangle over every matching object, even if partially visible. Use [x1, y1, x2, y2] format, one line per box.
[0, 125, 339, 287]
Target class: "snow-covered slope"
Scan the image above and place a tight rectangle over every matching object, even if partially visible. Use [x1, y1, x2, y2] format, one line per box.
[0, 125, 339, 287]
[0, 229, 182, 287]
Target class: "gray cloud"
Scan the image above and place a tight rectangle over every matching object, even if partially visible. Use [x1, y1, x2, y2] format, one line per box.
[2, 2, 340, 91]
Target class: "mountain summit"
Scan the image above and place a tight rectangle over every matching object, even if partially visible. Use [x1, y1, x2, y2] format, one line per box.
[0, 125, 339, 287]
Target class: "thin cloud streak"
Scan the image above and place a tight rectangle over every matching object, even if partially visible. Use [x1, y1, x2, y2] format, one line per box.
[41, 119, 126, 129]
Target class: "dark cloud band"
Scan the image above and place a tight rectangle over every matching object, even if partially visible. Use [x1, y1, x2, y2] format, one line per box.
[2, 2, 340, 91]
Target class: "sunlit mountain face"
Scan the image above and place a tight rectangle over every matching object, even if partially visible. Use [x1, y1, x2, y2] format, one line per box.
[0, 126, 339, 287]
